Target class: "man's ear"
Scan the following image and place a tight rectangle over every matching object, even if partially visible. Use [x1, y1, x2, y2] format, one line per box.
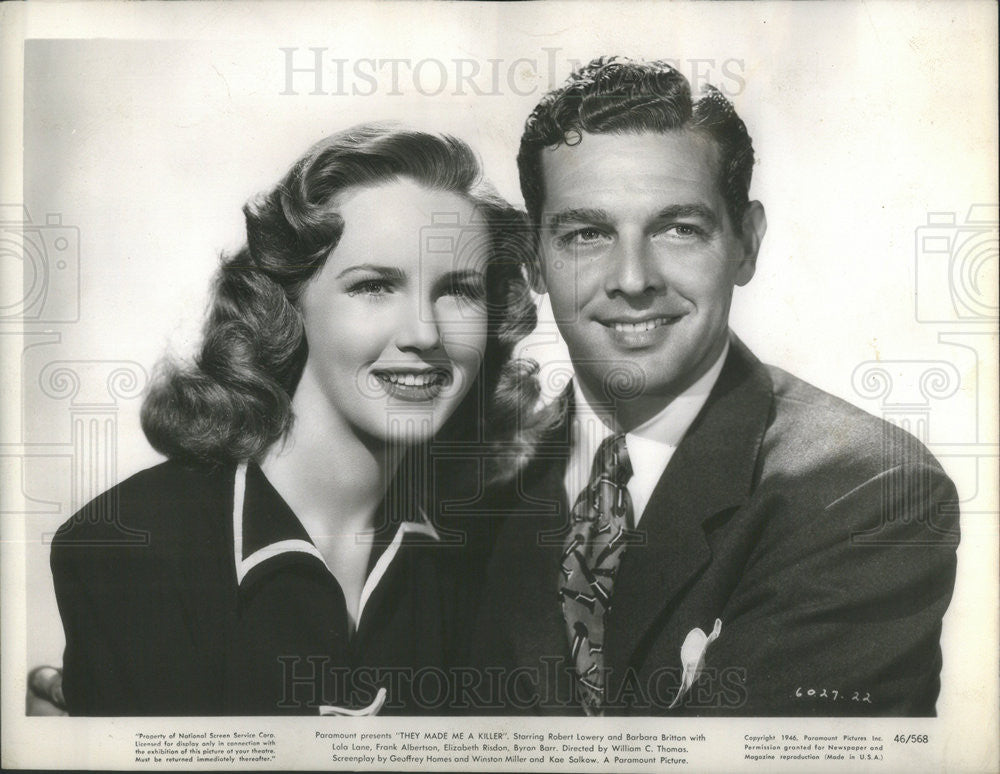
[735, 200, 767, 286]
[532, 257, 548, 294]
[518, 226, 546, 294]
[526, 238, 547, 294]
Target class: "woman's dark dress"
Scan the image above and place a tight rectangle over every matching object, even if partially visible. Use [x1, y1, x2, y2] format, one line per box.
[51, 459, 475, 716]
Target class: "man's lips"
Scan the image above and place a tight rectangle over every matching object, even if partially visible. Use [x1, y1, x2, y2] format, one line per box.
[598, 314, 685, 333]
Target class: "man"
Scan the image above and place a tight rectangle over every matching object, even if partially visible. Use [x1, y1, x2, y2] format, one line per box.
[467, 57, 959, 716]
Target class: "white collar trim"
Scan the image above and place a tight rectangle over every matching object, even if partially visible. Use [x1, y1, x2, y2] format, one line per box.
[231, 462, 439, 625]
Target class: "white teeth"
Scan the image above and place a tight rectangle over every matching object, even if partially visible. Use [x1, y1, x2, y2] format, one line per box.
[612, 318, 669, 333]
[381, 372, 441, 387]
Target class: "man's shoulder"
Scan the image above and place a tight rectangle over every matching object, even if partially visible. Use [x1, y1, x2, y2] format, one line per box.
[51, 459, 234, 557]
[724, 359, 959, 592]
[756, 363, 951, 506]
[766, 364, 930, 452]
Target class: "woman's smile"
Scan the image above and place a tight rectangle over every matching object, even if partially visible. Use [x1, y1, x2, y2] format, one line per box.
[371, 366, 453, 401]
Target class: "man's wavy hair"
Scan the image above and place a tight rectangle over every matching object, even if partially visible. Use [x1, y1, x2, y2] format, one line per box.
[141, 123, 549, 481]
[518, 56, 756, 280]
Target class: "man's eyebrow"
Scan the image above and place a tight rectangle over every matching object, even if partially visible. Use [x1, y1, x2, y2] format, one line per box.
[652, 204, 720, 227]
[542, 204, 721, 230]
[335, 264, 407, 280]
[543, 208, 613, 229]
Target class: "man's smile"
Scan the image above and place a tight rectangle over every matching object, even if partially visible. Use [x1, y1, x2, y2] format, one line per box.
[594, 313, 686, 349]
[600, 314, 685, 334]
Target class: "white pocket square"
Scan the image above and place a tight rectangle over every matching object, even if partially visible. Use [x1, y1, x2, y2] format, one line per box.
[669, 618, 722, 709]
[319, 686, 387, 716]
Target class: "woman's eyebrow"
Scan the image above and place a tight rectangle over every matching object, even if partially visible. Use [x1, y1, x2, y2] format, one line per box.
[443, 268, 486, 280]
[431, 268, 486, 291]
[334, 264, 407, 280]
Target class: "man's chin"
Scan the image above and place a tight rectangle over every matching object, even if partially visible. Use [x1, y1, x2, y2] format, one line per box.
[578, 351, 711, 406]
[574, 364, 676, 408]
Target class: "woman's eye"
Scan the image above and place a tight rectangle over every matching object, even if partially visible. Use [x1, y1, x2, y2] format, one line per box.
[446, 280, 486, 304]
[347, 279, 392, 297]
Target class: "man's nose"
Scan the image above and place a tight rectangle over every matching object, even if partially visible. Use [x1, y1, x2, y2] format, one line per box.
[604, 235, 665, 297]
[394, 295, 442, 353]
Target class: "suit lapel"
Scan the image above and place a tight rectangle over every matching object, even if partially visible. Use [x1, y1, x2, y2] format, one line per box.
[606, 337, 774, 679]
[498, 416, 575, 676]
[511, 453, 573, 660]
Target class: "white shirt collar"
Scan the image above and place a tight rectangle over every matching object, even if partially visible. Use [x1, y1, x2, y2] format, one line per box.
[565, 338, 730, 525]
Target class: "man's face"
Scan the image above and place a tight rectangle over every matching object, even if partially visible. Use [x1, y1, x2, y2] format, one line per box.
[538, 130, 766, 427]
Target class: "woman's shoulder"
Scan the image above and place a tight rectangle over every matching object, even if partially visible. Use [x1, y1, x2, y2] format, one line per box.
[51, 459, 236, 556]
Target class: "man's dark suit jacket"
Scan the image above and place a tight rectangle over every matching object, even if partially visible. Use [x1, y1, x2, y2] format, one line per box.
[467, 336, 959, 716]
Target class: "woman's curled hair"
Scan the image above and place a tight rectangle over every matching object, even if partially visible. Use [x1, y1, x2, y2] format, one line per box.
[141, 122, 555, 481]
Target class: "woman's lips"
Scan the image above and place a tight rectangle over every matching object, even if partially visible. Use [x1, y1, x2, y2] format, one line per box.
[372, 369, 452, 401]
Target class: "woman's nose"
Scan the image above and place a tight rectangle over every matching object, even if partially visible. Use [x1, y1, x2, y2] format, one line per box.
[393, 296, 442, 353]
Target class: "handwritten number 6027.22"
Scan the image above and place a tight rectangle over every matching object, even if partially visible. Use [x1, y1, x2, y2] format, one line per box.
[794, 687, 871, 703]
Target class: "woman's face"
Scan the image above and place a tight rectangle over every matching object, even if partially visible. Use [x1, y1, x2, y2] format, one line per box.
[296, 179, 490, 444]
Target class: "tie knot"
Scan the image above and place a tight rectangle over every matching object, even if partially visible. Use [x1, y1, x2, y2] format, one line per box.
[593, 433, 632, 486]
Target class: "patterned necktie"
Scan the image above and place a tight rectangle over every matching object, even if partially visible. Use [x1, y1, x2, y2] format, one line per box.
[559, 433, 635, 715]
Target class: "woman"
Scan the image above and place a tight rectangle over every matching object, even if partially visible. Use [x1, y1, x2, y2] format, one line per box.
[49, 123, 547, 716]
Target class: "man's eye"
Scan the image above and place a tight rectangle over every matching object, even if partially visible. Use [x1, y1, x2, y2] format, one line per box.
[555, 228, 611, 249]
[576, 227, 606, 242]
[662, 223, 705, 239]
[347, 279, 392, 297]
